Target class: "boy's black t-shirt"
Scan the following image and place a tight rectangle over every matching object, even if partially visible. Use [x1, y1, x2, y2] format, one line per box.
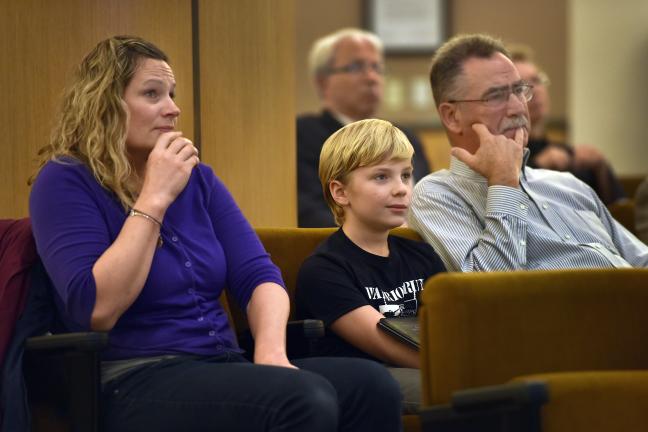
[295, 228, 445, 361]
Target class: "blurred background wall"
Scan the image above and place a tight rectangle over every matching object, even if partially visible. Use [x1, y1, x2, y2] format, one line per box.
[570, 0, 648, 176]
[296, 0, 567, 127]
[1, 0, 646, 223]
[296, 0, 647, 177]
[0, 0, 295, 224]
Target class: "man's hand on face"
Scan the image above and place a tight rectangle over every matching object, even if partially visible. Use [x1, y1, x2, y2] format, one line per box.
[451, 123, 524, 188]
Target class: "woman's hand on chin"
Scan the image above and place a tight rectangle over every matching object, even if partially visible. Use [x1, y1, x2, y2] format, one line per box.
[138, 131, 200, 216]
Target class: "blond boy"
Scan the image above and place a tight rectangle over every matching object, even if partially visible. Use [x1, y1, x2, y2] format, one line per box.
[296, 119, 445, 413]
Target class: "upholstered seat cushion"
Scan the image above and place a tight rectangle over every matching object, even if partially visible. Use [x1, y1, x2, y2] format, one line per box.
[513, 371, 648, 432]
[420, 269, 648, 405]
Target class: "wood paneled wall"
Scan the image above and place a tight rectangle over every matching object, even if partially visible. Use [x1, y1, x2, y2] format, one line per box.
[295, 0, 567, 126]
[0, 0, 194, 218]
[1, 0, 296, 226]
[199, 0, 296, 226]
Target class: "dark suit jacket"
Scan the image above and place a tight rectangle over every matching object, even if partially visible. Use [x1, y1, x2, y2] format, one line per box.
[527, 137, 625, 205]
[297, 110, 431, 227]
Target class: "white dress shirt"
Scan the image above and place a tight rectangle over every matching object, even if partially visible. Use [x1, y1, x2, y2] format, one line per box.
[409, 154, 648, 272]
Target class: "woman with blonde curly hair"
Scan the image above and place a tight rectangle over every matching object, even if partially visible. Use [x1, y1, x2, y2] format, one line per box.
[29, 36, 401, 432]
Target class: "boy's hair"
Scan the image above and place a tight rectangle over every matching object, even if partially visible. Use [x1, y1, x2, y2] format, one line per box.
[319, 119, 414, 226]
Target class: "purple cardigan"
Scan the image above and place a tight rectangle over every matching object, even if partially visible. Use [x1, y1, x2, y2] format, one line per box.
[29, 159, 284, 360]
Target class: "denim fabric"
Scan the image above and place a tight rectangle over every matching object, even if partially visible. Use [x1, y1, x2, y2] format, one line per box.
[101, 354, 402, 432]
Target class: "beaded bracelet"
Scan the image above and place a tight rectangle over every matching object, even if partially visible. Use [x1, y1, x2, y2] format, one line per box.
[129, 208, 164, 248]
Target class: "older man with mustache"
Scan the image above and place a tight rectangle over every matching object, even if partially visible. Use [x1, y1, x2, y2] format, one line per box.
[408, 34, 648, 271]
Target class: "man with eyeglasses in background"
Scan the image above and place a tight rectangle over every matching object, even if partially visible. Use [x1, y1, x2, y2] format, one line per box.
[297, 28, 430, 227]
[510, 44, 625, 205]
[409, 34, 648, 272]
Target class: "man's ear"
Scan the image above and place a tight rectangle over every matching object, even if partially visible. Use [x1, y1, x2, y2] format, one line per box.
[315, 75, 328, 99]
[329, 180, 349, 206]
[438, 102, 462, 135]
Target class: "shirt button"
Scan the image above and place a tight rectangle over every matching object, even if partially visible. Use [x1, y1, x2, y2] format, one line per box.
[520, 204, 528, 210]
[185, 261, 192, 268]
[171, 236, 179, 242]
[198, 316, 204, 322]
[208, 330, 216, 336]
[188, 288, 195, 295]
[216, 344, 224, 350]
[520, 240, 526, 246]
[564, 234, 571, 240]
[542, 204, 548, 210]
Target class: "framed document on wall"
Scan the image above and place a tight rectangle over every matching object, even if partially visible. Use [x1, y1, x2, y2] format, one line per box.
[365, 0, 448, 54]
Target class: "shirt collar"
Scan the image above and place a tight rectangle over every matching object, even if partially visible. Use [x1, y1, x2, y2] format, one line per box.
[328, 109, 356, 126]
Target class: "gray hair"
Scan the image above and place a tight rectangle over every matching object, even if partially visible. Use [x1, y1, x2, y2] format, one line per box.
[308, 28, 383, 79]
[429, 34, 510, 107]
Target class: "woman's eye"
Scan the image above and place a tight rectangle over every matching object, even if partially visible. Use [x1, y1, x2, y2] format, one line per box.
[144, 90, 158, 98]
[374, 174, 387, 181]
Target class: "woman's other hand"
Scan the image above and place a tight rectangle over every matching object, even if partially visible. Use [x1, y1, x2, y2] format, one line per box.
[247, 283, 298, 369]
[254, 350, 298, 369]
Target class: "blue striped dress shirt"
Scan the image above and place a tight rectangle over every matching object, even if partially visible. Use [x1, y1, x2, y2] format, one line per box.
[409, 155, 648, 272]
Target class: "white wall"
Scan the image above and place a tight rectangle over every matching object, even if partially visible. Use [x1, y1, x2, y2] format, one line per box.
[570, 0, 648, 175]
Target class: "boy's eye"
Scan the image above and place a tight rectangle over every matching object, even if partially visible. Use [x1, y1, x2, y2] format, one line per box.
[402, 172, 412, 180]
[374, 174, 387, 181]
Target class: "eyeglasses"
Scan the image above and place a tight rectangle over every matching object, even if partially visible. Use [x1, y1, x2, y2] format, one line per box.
[447, 82, 534, 108]
[527, 72, 551, 87]
[326, 60, 385, 76]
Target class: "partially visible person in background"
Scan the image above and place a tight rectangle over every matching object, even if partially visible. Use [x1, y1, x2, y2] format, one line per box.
[297, 28, 430, 227]
[510, 45, 625, 205]
[635, 177, 648, 244]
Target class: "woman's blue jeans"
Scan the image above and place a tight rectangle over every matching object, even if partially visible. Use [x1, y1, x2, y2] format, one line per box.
[101, 353, 402, 432]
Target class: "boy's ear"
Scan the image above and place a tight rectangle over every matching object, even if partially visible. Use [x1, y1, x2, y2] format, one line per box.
[438, 101, 462, 134]
[329, 180, 349, 206]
